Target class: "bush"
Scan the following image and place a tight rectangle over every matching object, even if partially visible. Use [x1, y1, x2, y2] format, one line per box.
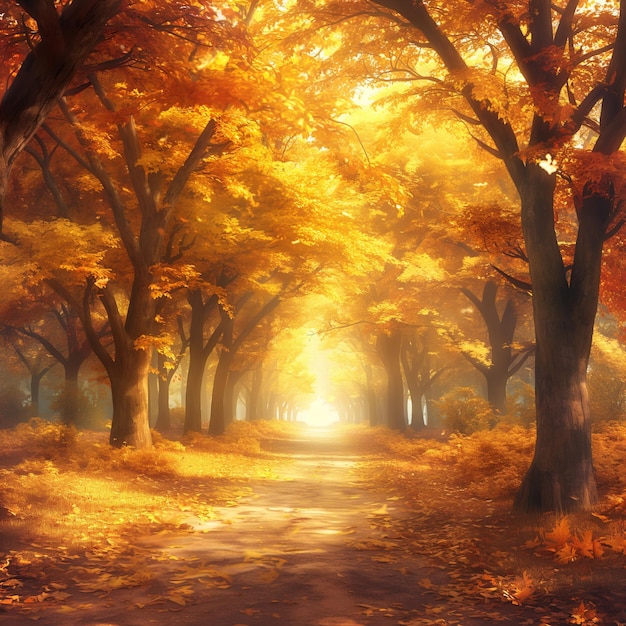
[588, 361, 626, 422]
[435, 387, 496, 434]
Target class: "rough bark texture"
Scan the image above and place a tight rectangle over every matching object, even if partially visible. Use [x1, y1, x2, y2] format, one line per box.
[513, 171, 607, 513]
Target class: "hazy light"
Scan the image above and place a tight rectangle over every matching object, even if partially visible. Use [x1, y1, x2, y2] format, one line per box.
[298, 398, 339, 428]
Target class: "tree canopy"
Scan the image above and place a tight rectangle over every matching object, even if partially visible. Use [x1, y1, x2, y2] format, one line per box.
[0, 0, 625, 515]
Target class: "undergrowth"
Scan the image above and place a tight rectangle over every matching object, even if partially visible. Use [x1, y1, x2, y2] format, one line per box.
[355, 419, 626, 505]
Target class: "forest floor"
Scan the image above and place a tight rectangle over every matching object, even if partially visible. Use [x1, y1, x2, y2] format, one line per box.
[1, 420, 626, 625]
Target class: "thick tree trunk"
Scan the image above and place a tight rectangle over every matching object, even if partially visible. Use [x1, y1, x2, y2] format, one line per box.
[377, 329, 406, 431]
[514, 167, 604, 513]
[485, 370, 508, 416]
[109, 348, 152, 448]
[514, 336, 596, 513]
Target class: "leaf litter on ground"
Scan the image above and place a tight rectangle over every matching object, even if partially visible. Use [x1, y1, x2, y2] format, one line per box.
[0, 419, 626, 624]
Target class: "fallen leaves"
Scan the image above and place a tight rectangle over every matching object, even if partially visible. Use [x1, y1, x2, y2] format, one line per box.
[1, 420, 626, 626]
[528, 517, 605, 563]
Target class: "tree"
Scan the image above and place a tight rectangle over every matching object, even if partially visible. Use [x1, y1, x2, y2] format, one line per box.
[303, 0, 626, 513]
[2, 329, 55, 416]
[14, 303, 102, 424]
[401, 328, 448, 429]
[8, 2, 256, 448]
[0, 0, 121, 230]
[460, 281, 534, 414]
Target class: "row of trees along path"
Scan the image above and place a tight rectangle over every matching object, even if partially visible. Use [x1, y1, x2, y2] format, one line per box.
[1, 0, 626, 518]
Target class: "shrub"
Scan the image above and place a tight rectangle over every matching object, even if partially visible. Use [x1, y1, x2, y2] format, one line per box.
[435, 387, 496, 434]
[588, 361, 626, 422]
[50, 388, 108, 429]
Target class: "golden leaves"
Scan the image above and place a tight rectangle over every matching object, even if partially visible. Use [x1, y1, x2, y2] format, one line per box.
[5, 217, 119, 288]
[396, 253, 448, 284]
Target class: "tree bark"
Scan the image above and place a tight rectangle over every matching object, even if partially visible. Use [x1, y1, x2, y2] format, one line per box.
[183, 289, 222, 434]
[208, 316, 234, 436]
[366, 0, 626, 512]
[108, 347, 152, 448]
[513, 168, 607, 513]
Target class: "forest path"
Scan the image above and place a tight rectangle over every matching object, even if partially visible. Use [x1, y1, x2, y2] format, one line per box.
[4, 423, 626, 625]
[137, 426, 445, 626]
[3, 425, 458, 626]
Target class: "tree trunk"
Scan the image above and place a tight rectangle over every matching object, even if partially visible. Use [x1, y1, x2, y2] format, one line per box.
[0, 0, 122, 229]
[514, 167, 604, 513]
[154, 352, 171, 432]
[184, 347, 205, 434]
[408, 386, 426, 430]
[363, 363, 380, 427]
[208, 330, 233, 436]
[62, 357, 82, 425]
[514, 337, 596, 513]
[30, 370, 47, 417]
[485, 369, 509, 416]
[248, 364, 263, 421]
[376, 329, 406, 431]
[461, 282, 530, 415]
[224, 372, 237, 425]
[109, 348, 152, 448]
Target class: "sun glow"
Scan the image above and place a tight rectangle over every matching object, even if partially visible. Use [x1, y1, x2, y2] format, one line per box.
[298, 398, 339, 428]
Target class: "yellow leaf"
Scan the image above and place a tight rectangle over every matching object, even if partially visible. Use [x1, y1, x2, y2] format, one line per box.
[555, 543, 577, 564]
[371, 504, 388, 516]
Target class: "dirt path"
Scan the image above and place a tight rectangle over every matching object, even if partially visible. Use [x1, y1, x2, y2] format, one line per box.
[2, 427, 459, 626]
